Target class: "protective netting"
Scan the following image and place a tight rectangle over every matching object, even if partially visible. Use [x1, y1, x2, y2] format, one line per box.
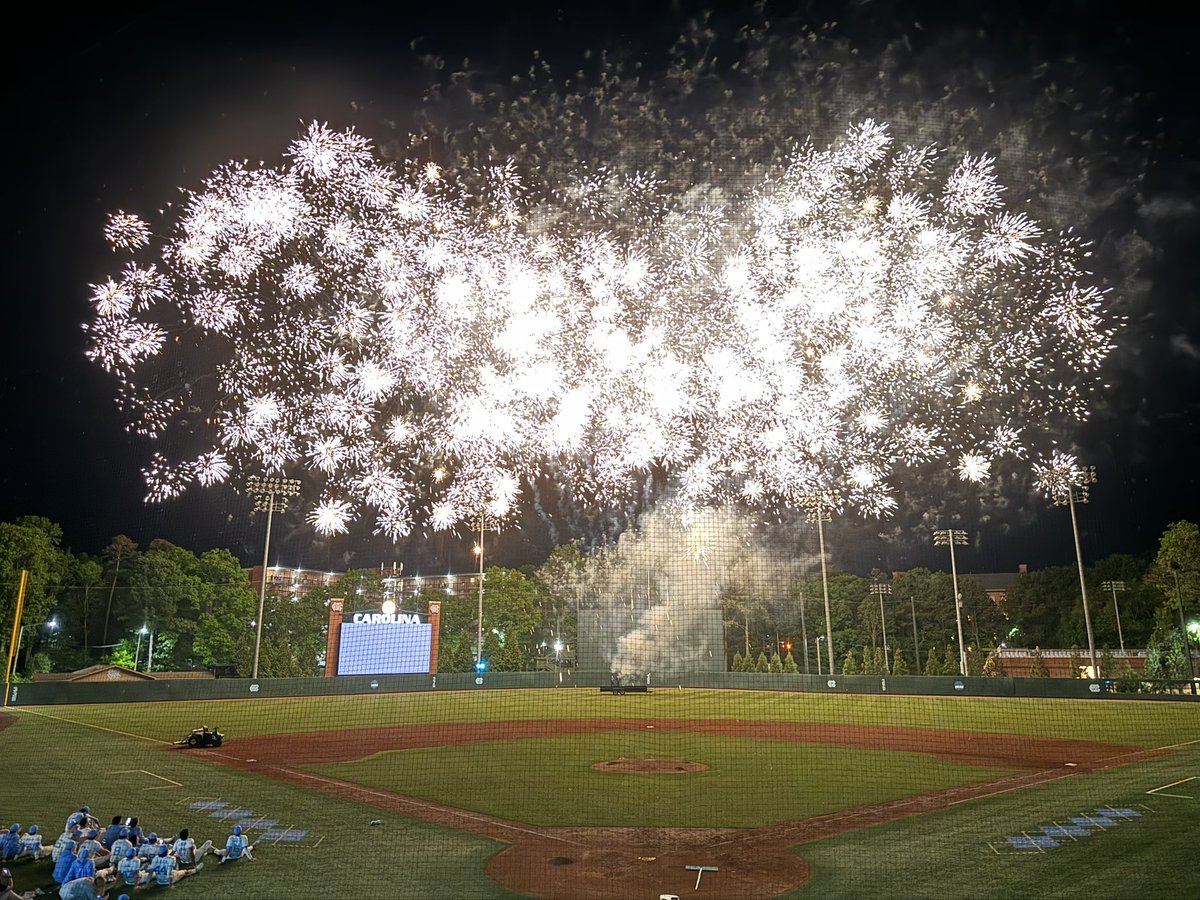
[3, 516, 1198, 899]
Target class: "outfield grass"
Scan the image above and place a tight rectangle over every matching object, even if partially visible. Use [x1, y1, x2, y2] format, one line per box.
[306, 731, 1012, 827]
[3, 689, 1197, 898]
[790, 743, 1200, 899]
[19, 688, 1200, 747]
[0, 710, 513, 899]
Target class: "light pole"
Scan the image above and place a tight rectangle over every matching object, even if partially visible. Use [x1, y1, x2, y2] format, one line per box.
[798, 588, 810, 674]
[474, 513, 486, 666]
[1100, 580, 1127, 654]
[806, 495, 836, 675]
[13, 619, 58, 674]
[909, 595, 921, 674]
[933, 529, 969, 676]
[247, 475, 302, 679]
[816, 635, 826, 677]
[1168, 564, 1197, 683]
[1049, 465, 1099, 678]
[870, 582, 892, 671]
[133, 624, 148, 671]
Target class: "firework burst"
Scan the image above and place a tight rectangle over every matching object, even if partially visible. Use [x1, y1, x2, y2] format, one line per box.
[86, 119, 1117, 536]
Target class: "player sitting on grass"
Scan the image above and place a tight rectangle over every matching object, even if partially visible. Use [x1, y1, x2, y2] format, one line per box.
[116, 847, 147, 890]
[51, 828, 79, 863]
[108, 830, 132, 866]
[52, 840, 79, 885]
[135, 834, 160, 862]
[64, 847, 97, 884]
[57, 874, 100, 900]
[0, 826, 21, 862]
[64, 809, 96, 834]
[149, 843, 203, 888]
[214, 826, 253, 863]
[171, 830, 213, 868]
[101, 818, 124, 850]
[77, 830, 109, 866]
[16, 826, 51, 861]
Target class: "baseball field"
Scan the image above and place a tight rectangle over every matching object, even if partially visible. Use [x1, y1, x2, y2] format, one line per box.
[1, 688, 1197, 898]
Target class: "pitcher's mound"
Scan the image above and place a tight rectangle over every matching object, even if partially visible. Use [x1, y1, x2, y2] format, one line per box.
[592, 758, 708, 774]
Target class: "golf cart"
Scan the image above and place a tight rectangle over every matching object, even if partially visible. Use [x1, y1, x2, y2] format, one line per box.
[178, 726, 224, 748]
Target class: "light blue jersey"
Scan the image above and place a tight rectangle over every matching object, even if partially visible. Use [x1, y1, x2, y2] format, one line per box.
[117, 855, 144, 885]
[224, 833, 248, 859]
[19, 833, 43, 856]
[58, 877, 95, 900]
[150, 854, 177, 886]
[109, 838, 132, 862]
[172, 838, 196, 866]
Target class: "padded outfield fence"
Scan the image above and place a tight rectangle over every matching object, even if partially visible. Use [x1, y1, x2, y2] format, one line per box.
[6, 671, 1199, 706]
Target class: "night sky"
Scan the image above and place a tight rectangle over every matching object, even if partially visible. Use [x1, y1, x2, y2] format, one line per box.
[4, 1, 1198, 578]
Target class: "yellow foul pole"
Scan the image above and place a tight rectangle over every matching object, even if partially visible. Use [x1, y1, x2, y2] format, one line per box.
[4, 569, 29, 707]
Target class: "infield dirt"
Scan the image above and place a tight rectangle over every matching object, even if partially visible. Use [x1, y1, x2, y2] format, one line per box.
[190, 717, 1147, 898]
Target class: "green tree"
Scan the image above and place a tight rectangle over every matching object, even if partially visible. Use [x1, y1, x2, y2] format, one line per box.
[236, 593, 327, 677]
[60, 553, 104, 665]
[783, 651, 799, 673]
[1099, 646, 1116, 679]
[99, 535, 139, 647]
[1115, 659, 1141, 693]
[769, 653, 783, 674]
[964, 644, 983, 676]
[873, 646, 888, 676]
[920, 646, 938, 675]
[1144, 607, 1189, 680]
[1003, 565, 1083, 648]
[754, 651, 769, 673]
[0, 517, 68, 663]
[1029, 646, 1051, 678]
[533, 542, 585, 653]
[1068, 645, 1084, 678]
[942, 643, 959, 677]
[191, 549, 257, 671]
[842, 650, 860, 675]
[981, 647, 1007, 677]
[731, 650, 744, 673]
[479, 567, 541, 671]
[891, 650, 909, 675]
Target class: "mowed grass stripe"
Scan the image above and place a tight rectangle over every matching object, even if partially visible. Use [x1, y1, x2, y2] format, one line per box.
[21, 689, 1200, 747]
[304, 732, 1015, 827]
[789, 744, 1200, 899]
[0, 710, 514, 899]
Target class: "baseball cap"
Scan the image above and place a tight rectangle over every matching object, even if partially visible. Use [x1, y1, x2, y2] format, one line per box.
[81, 807, 90, 813]
[158, 845, 168, 856]
[147, 833, 157, 841]
[79, 848, 91, 859]
[119, 828, 129, 837]
[88, 829, 99, 839]
[232, 825, 241, 836]
[125, 848, 135, 859]
[7, 825, 17, 833]
[29, 826, 38, 835]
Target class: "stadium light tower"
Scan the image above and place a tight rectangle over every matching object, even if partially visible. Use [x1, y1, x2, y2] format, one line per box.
[933, 529, 969, 676]
[1051, 465, 1100, 678]
[247, 475, 302, 679]
[1100, 580, 1127, 653]
[1168, 563, 1198, 684]
[474, 513, 486, 665]
[870, 582, 892, 671]
[806, 493, 837, 675]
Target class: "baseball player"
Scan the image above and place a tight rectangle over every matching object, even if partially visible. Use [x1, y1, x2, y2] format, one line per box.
[214, 825, 253, 862]
[171, 829, 213, 868]
[115, 847, 147, 890]
[0, 827, 19, 862]
[108, 829, 133, 867]
[150, 843, 203, 887]
[16, 826, 50, 861]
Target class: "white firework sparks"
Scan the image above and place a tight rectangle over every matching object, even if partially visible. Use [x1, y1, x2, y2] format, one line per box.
[87, 120, 1117, 533]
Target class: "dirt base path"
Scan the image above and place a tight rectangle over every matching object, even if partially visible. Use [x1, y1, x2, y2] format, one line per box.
[191, 718, 1146, 899]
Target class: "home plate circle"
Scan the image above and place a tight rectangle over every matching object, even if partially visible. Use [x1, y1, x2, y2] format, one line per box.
[592, 758, 708, 774]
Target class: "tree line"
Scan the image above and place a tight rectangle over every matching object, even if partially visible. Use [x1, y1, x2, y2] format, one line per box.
[2, 516, 1196, 679]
